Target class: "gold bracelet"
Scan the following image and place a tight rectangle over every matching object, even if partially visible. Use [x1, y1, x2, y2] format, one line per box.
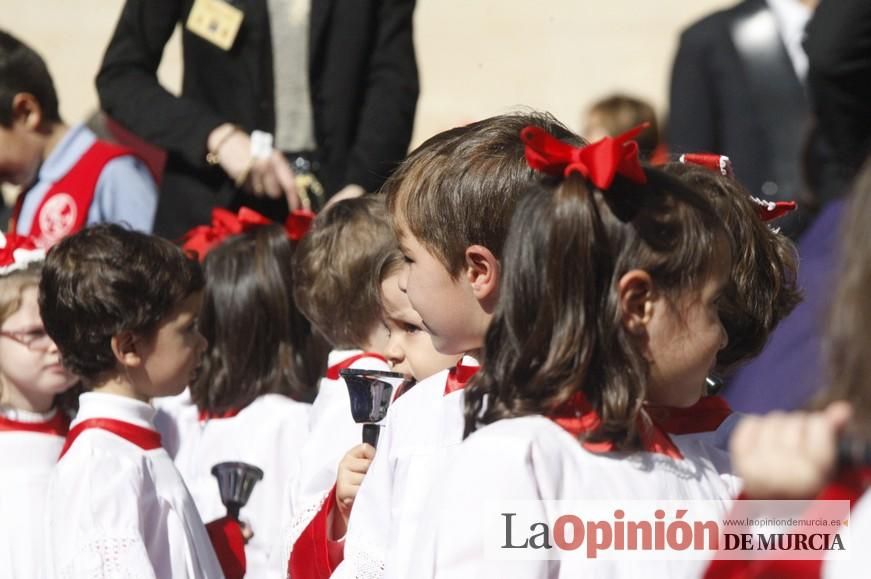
[206, 125, 241, 166]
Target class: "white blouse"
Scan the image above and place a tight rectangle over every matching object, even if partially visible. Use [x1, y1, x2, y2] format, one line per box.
[45, 392, 222, 578]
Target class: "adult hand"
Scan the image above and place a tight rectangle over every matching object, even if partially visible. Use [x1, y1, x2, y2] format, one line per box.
[330, 443, 376, 540]
[207, 124, 301, 210]
[731, 401, 852, 499]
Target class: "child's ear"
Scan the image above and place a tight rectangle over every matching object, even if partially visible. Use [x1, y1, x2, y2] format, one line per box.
[110, 331, 143, 369]
[618, 269, 655, 335]
[464, 245, 499, 304]
[11, 93, 43, 130]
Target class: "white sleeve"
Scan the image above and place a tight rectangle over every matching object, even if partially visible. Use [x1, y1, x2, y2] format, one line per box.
[47, 451, 158, 579]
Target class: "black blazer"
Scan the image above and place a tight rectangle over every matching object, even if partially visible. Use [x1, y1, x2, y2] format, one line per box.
[668, 0, 811, 237]
[97, 0, 419, 238]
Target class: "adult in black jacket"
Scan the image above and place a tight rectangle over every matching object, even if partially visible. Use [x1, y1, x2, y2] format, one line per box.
[668, 0, 814, 238]
[97, 0, 419, 239]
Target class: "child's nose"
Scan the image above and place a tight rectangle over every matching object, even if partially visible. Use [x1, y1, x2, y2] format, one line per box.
[385, 340, 405, 368]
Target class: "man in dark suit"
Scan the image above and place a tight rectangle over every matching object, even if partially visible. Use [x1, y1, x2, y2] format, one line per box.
[669, 0, 815, 238]
[97, 0, 418, 239]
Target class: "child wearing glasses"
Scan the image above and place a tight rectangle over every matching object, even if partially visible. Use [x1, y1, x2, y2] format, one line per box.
[0, 232, 77, 578]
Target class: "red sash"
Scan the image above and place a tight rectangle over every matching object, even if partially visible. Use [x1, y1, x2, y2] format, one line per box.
[324, 352, 388, 380]
[13, 140, 134, 248]
[58, 418, 162, 460]
[0, 411, 70, 437]
[646, 395, 734, 435]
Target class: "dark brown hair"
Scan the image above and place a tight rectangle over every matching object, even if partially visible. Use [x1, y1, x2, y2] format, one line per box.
[662, 163, 802, 368]
[464, 167, 729, 449]
[586, 94, 660, 157]
[384, 112, 582, 277]
[293, 195, 394, 349]
[39, 224, 204, 384]
[823, 159, 871, 437]
[192, 224, 326, 413]
[0, 30, 61, 126]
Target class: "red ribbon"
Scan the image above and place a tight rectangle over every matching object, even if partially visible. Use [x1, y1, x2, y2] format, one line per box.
[182, 207, 316, 260]
[549, 392, 683, 459]
[0, 231, 38, 269]
[678, 153, 798, 223]
[521, 124, 648, 190]
[679, 153, 734, 177]
[285, 209, 315, 241]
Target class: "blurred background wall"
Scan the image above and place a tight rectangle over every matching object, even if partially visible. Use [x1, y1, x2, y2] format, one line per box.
[2, 0, 732, 146]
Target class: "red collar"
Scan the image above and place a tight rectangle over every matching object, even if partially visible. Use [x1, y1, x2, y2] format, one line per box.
[444, 361, 480, 395]
[59, 418, 162, 460]
[549, 392, 683, 459]
[0, 411, 70, 437]
[646, 396, 733, 435]
[325, 352, 388, 380]
[198, 407, 242, 422]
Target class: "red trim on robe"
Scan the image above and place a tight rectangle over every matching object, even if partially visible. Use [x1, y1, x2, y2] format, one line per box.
[288, 486, 339, 579]
[0, 411, 70, 437]
[325, 353, 388, 380]
[704, 468, 871, 579]
[646, 396, 733, 435]
[58, 418, 162, 460]
[550, 392, 684, 459]
[443, 361, 480, 395]
[198, 407, 242, 422]
[205, 516, 247, 579]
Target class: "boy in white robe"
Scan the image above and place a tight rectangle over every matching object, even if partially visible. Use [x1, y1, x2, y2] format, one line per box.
[39, 224, 226, 578]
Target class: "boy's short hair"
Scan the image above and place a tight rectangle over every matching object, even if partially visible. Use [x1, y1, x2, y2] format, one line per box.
[384, 111, 582, 277]
[293, 195, 394, 349]
[39, 224, 204, 383]
[663, 162, 802, 368]
[586, 94, 660, 156]
[0, 30, 60, 127]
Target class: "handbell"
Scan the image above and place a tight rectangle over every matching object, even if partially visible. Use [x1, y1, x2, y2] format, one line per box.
[211, 461, 264, 521]
[340, 368, 408, 448]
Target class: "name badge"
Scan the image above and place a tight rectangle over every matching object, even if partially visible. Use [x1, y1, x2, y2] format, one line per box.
[186, 0, 244, 51]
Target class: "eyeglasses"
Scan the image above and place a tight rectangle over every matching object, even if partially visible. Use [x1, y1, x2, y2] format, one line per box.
[0, 328, 55, 351]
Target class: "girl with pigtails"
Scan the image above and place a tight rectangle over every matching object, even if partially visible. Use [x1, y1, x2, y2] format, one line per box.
[416, 126, 739, 578]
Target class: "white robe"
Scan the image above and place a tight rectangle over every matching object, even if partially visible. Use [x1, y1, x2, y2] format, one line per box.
[334, 358, 476, 579]
[414, 415, 737, 579]
[0, 408, 66, 578]
[154, 391, 311, 579]
[45, 392, 223, 579]
[278, 350, 391, 571]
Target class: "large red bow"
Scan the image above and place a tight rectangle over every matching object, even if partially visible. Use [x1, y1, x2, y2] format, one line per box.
[521, 124, 648, 190]
[182, 207, 316, 261]
[182, 207, 272, 260]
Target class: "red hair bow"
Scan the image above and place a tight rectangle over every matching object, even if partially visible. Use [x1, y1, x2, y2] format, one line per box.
[521, 124, 648, 189]
[285, 209, 315, 242]
[182, 207, 272, 260]
[679, 153, 798, 222]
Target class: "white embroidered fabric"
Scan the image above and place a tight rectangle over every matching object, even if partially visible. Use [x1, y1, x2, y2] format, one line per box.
[56, 533, 156, 579]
